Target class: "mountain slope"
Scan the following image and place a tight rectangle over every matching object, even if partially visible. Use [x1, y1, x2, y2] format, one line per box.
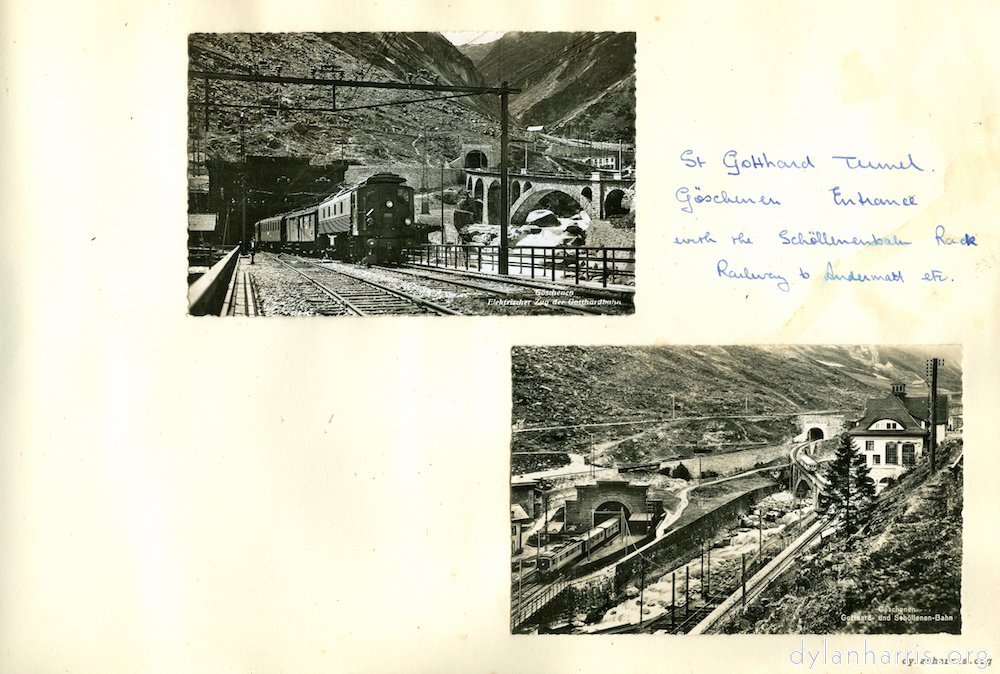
[726, 438, 963, 634]
[473, 32, 636, 141]
[511, 346, 961, 458]
[189, 32, 500, 164]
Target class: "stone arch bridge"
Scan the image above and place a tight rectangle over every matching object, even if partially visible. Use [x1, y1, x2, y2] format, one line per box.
[464, 168, 633, 226]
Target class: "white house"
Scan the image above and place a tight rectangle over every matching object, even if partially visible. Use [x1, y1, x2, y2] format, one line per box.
[511, 504, 531, 555]
[848, 385, 930, 489]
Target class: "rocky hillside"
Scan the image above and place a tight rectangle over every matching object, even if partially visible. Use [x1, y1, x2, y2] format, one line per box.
[189, 32, 501, 165]
[188, 32, 635, 166]
[726, 438, 963, 634]
[511, 346, 961, 459]
[471, 32, 636, 142]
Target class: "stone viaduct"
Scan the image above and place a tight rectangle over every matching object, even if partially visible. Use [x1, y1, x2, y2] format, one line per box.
[460, 147, 634, 226]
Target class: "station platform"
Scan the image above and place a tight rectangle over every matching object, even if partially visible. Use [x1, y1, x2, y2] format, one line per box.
[224, 257, 258, 317]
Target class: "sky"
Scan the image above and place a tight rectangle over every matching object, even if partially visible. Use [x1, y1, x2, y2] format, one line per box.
[441, 32, 505, 46]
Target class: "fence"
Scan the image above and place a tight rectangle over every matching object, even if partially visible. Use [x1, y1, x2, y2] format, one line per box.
[406, 244, 635, 288]
[511, 579, 572, 632]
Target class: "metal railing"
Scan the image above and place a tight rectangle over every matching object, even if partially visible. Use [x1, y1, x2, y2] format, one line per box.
[188, 246, 241, 316]
[406, 245, 635, 288]
[511, 579, 571, 632]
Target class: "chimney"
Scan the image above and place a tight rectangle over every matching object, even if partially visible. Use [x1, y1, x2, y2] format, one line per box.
[891, 382, 906, 399]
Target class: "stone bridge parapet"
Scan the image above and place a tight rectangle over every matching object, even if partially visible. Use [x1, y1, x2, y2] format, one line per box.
[464, 168, 633, 225]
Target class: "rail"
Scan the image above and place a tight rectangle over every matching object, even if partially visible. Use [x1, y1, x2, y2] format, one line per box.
[406, 244, 635, 288]
[688, 514, 831, 634]
[511, 578, 571, 632]
[188, 247, 241, 316]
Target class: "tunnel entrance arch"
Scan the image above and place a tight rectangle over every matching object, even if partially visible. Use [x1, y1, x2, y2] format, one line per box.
[465, 150, 488, 169]
[807, 427, 824, 441]
[593, 501, 631, 527]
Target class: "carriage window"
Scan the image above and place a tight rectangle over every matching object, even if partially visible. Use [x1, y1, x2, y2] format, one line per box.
[397, 188, 411, 203]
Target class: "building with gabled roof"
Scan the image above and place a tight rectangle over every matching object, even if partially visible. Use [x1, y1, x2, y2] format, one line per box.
[511, 504, 532, 555]
[848, 383, 938, 489]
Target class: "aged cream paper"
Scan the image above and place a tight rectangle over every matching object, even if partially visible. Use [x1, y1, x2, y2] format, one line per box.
[1, 1, 997, 673]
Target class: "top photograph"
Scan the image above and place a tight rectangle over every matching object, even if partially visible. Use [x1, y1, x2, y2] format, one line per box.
[187, 32, 636, 316]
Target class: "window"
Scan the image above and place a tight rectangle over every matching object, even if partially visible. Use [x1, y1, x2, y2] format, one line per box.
[866, 441, 874, 452]
[885, 442, 898, 465]
[902, 444, 916, 466]
[873, 455, 881, 465]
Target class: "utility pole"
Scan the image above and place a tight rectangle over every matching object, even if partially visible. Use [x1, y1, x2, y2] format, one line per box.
[638, 557, 645, 630]
[189, 68, 519, 252]
[671, 571, 676, 629]
[706, 545, 711, 600]
[499, 81, 510, 275]
[758, 508, 763, 559]
[741, 553, 746, 610]
[685, 564, 690, 618]
[926, 358, 942, 471]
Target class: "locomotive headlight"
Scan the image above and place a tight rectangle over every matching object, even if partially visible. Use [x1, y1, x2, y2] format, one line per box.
[367, 238, 376, 248]
[385, 200, 393, 209]
[404, 217, 412, 226]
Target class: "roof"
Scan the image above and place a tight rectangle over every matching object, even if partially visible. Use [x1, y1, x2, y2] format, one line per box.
[848, 393, 928, 438]
[901, 396, 949, 423]
[510, 504, 531, 523]
[187, 213, 218, 232]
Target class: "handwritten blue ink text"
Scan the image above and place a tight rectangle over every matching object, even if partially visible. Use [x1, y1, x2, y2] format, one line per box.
[677, 187, 781, 213]
[680, 150, 707, 168]
[674, 232, 717, 244]
[830, 186, 917, 207]
[935, 225, 977, 246]
[779, 230, 911, 247]
[723, 151, 815, 177]
[717, 259, 790, 292]
[831, 154, 924, 171]
[824, 262, 904, 283]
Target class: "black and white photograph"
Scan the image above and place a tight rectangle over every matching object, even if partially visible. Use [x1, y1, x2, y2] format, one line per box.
[510, 346, 963, 635]
[187, 32, 635, 316]
[6, 0, 1000, 672]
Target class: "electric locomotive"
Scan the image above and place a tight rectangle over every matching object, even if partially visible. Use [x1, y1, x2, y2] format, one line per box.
[252, 172, 420, 265]
[536, 516, 622, 580]
[319, 172, 418, 265]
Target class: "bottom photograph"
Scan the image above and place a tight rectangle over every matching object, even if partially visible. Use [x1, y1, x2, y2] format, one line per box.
[510, 345, 963, 635]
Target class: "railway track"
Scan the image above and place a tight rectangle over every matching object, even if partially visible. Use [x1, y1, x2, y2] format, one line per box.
[270, 254, 461, 316]
[688, 514, 832, 634]
[400, 262, 634, 312]
[375, 265, 613, 315]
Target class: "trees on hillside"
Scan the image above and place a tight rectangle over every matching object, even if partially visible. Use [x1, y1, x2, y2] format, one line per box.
[820, 433, 876, 542]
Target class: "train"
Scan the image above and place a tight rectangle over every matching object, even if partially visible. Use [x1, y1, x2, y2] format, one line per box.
[536, 515, 622, 580]
[254, 172, 428, 265]
[798, 454, 818, 472]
